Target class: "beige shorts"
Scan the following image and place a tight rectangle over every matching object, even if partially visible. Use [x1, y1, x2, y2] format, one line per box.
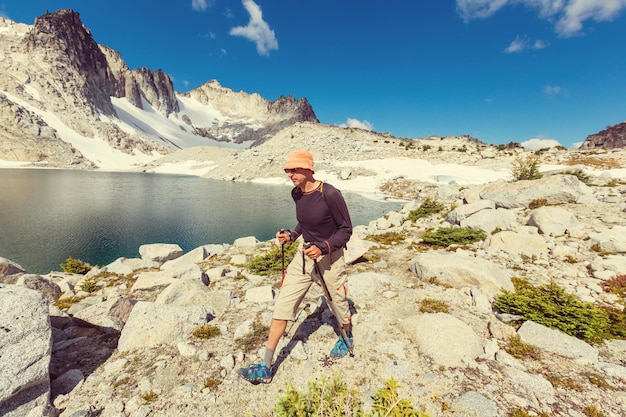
[273, 243, 350, 325]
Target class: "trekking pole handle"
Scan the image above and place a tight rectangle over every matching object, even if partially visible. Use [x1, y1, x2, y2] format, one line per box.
[278, 229, 291, 245]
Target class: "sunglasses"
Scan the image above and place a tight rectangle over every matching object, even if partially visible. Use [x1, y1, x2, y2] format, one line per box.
[284, 168, 298, 174]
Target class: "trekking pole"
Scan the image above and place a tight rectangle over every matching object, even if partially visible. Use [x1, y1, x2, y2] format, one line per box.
[304, 242, 354, 357]
[279, 229, 286, 283]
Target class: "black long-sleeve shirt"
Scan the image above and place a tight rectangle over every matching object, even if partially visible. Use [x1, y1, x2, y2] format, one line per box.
[290, 182, 352, 254]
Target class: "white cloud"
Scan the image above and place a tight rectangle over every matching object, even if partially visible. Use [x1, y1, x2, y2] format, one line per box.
[457, 0, 510, 22]
[229, 0, 278, 56]
[556, 0, 626, 37]
[340, 118, 374, 131]
[543, 84, 562, 95]
[192, 0, 214, 12]
[504, 35, 550, 52]
[504, 35, 528, 53]
[457, 0, 626, 37]
[521, 137, 563, 150]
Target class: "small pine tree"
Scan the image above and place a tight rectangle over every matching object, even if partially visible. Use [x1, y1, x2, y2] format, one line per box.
[60, 256, 92, 274]
[510, 154, 542, 181]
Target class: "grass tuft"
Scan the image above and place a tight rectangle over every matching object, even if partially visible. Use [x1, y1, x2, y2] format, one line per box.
[419, 298, 449, 313]
[192, 324, 221, 339]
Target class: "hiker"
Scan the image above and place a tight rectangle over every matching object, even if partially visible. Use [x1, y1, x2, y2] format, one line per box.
[238, 149, 354, 384]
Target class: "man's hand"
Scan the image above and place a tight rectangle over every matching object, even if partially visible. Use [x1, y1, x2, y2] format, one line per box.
[303, 243, 322, 260]
[276, 230, 291, 245]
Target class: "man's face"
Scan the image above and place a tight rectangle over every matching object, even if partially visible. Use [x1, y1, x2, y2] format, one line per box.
[285, 168, 308, 187]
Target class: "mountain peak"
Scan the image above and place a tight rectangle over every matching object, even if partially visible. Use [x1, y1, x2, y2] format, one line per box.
[23, 8, 116, 117]
[0, 9, 323, 168]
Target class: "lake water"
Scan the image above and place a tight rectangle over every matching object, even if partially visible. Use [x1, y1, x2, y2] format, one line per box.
[0, 169, 401, 274]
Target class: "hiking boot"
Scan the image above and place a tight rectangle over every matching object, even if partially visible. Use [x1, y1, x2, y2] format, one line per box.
[237, 362, 272, 384]
[330, 336, 353, 359]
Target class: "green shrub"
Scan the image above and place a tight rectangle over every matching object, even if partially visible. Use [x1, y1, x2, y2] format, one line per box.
[508, 408, 550, 417]
[528, 198, 548, 209]
[598, 305, 626, 339]
[510, 154, 542, 181]
[60, 256, 92, 274]
[583, 405, 606, 417]
[275, 374, 363, 416]
[246, 242, 298, 276]
[101, 271, 138, 289]
[274, 375, 429, 417]
[419, 298, 449, 313]
[371, 377, 429, 416]
[544, 373, 582, 391]
[421, 227, 487, 246]
[505, 335, 541, 360]
[203, 375, 222, 391]
[141, 390, 158, 404]
[192, 324, 221, 339]
[365, 231, 406, 245]
[406, 198, 445, 222]
[493, 278, 614, 343]
[79, 276, 101, 293]
[53, 295, 88, 310]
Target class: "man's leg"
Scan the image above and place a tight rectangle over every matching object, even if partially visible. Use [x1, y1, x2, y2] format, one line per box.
[263, 319, 288, 365]
[267, 319, 287, 349]
[314, 249, 353, 358]
[238, 244, 311, 383]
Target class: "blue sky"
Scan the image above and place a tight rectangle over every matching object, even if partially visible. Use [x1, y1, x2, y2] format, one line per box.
[2, 1, 626, 148]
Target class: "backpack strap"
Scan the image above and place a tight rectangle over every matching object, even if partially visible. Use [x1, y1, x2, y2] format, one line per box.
[319, 182, 347, 252]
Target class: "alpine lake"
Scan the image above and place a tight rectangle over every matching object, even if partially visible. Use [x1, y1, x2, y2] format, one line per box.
[0, 169, 402, 274]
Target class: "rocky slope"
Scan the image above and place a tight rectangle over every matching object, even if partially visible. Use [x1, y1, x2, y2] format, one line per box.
[581, 121, 626, 149]
[1, 141, 625, 417]
[142, 121, 625, 195]
[0, 10, 318, 168]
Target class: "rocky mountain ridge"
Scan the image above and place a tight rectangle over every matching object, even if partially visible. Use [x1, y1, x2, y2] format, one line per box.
[581, 121, 626, 149]
[2, 9, 625, 174]
[0, 9, 317, 168]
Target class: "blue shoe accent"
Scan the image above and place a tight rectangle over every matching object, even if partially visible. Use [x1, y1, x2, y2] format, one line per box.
[237, 362, 272, 384]
[330, 336, 353, 358]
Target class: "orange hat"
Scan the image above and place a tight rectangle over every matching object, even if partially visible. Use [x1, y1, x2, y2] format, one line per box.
[284, 150, 314, 173]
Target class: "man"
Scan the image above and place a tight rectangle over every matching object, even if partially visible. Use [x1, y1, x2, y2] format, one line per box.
[238, 150, 353, 384]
